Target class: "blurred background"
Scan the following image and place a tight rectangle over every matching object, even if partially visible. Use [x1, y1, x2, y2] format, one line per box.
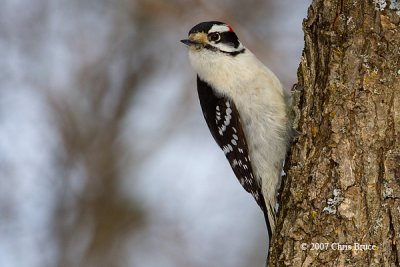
[0, 0, 310, 266]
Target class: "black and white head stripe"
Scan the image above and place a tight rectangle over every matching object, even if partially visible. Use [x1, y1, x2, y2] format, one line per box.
[188, 21, 245, 56]
[188, 21, 226, 34]
[196, 76, 273, 237]
[208, 24, 241, 49]
[208, 24, 232, 33]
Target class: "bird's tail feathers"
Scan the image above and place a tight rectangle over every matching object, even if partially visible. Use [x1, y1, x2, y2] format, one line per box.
[264, 201, 276, 240]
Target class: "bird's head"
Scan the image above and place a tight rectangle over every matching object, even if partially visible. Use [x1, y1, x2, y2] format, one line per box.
[181, 21, 245, 57]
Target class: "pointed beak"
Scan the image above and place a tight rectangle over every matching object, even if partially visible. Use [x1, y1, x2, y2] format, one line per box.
[180, 39, 198, 46]
[181, 33, 208, 49]
[181, 32, 208, 47]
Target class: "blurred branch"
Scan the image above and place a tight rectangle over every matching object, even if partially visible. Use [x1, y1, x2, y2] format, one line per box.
[48, 11, 155, 266]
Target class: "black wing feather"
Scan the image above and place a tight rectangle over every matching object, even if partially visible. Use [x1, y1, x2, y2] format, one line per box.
[197, 76, 272, 237]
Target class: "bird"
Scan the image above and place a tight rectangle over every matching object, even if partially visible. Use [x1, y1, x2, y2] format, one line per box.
[181, 21, 291, 251]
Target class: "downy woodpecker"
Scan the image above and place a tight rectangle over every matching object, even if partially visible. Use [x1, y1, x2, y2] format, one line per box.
[181, 21, 290, 243]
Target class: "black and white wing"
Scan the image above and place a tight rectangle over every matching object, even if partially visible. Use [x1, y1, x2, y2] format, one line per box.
[196, 76, 272, 237]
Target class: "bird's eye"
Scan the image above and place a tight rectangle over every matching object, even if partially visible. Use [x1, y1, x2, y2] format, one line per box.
[208, 32, 221, 42]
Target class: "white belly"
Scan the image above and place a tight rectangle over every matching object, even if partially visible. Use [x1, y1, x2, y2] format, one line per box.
[234, 88, 288, 209]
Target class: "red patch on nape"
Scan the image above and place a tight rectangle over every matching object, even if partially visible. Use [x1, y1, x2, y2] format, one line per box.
[227, 25, 234, 32]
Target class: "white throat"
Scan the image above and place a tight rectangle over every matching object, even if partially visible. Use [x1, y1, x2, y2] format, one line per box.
[189, 48, 282, 99]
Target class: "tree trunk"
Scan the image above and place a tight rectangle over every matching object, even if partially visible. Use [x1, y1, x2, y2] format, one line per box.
[269, 1, 400, 266]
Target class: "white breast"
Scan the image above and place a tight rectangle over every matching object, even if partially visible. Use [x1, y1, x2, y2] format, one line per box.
[189, 48, 289, 230]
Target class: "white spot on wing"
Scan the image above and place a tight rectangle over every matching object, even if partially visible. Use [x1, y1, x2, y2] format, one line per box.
[224, 114, 231, 126]
[253, 191, 259, 200]
[232, 159, 238, 167]
[227, 144, 233, 151]
[223, 145, 230, 155]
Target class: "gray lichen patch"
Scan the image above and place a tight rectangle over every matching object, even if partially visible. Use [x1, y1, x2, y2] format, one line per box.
[373, 0, 387, 11]
[323, 188, 343, 214]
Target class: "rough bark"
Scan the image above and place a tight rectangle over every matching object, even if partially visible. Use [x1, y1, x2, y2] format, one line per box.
[269, 1, 400, 266]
